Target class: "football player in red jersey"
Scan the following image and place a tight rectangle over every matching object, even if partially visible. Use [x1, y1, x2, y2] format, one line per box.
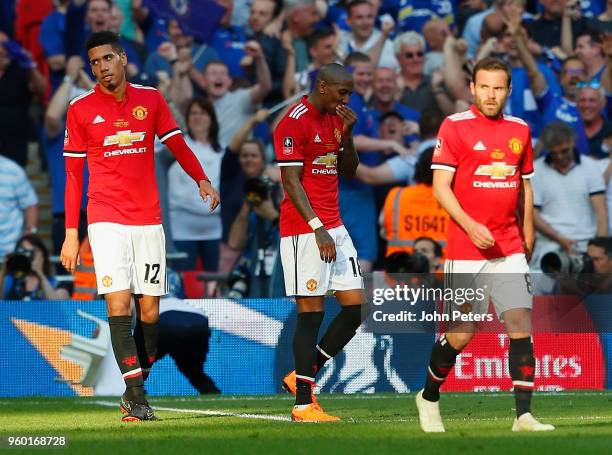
[416, 57, 555, 433]
[274, 64, 369, 422]
[60, 31, 219, 422]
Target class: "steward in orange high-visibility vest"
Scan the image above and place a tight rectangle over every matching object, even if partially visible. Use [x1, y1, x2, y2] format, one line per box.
[381, 148, 449, 257]
[72, 236, 97, 300]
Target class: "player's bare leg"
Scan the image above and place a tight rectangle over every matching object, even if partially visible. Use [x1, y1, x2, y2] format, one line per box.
[503, 308, 554, 432]
[417, 321, 476, 433]
[106, 290, 156, 421]
[288, 295, 340, 422]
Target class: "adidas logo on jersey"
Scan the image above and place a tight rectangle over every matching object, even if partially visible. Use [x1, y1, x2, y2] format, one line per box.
[473, 141, 486, 151]
[93, 115, 105, 124]
[314, 134, 322, 143]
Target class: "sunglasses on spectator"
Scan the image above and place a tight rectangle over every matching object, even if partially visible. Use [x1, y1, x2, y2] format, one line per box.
[576, 80, 601, 89]
[404, 51, 424, 59]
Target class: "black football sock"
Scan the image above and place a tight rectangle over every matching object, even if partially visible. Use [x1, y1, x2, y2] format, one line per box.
[293, 312, 324, 406]
[108, 316, 146, 405]
[134, 320, 159, 382]
[509, 336, 535, 418]
[422, 333, 461, 402]
[316, 304, 368, 371]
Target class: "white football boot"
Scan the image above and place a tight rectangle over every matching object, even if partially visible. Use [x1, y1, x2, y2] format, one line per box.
[416, 389, 445, 433]
[512, 412, 555, 432]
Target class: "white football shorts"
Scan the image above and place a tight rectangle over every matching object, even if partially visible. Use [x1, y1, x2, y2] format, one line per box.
[443, 253, 532, 318]
[280, 225, 364, 296]
[88, 222, 167, 296]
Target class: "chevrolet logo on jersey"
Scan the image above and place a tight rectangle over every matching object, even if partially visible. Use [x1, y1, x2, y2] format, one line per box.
[474, 162, 517, 180]
[103, 130, 146, 147]
[312, 153, 337, 168]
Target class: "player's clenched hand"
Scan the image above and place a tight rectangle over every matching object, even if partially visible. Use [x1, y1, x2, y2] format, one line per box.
[336, 104, 357, 133]
[315, 228, 336, 263]
[60, 230, 80, 273]
[199, 180, 220, 211]
[466, 221, 495, 250]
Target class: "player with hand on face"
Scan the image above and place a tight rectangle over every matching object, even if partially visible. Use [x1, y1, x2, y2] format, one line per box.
[274, 63, 369, 422]
[416, 57, 555, 433]
[60, 31, 219, 422]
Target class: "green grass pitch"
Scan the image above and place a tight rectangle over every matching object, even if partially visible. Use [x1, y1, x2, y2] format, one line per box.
[0, 392, 611, 454]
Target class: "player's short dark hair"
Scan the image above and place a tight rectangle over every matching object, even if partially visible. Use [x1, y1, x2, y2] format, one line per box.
[86, 31, 123, 53]
[588, 236, 612, 257]
[418, 109, 444, 139]
[91, 0, 113, 9]
[414, 236, 443, 258]
[307, 27, 335, 49]
[344, 51, 370, 67]
[413, 147, 434, 186]
[472, 57, 512, 87]
[347, 0, 372, 15]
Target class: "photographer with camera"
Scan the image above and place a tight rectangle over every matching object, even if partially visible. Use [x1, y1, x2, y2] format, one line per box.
[0, 234, 70, 300]
[531, 122, 609, 271]
[227, 166, 282, 298]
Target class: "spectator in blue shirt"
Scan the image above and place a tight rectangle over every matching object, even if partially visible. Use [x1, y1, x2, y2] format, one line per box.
[39, 0, 69, 92]
[210, 0, 249, 78]
[396, 0, 456, 35]
[508, 11, 590, 154]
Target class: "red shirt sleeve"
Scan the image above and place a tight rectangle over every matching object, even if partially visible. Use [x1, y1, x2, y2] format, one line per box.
[274, 115, 307, 166]
[431, 118, 460, 172]
[64, 157, 85, 229]
[63, 104, 87, 157]
[164, 133, 208, 184]
[521, 130, 534, 178]
[155, 90, 181, 142]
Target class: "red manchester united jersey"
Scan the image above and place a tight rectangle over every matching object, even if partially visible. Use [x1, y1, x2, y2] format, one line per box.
[63, 83, 180, 225]
[274, 97, 345, 236]
[431, 105, 534, 260]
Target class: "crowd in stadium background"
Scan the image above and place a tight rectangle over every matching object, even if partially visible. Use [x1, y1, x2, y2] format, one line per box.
[1, 0, 612, 300]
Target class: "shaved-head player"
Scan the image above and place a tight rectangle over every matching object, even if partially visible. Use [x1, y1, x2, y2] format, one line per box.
[274, 63, 369, 421]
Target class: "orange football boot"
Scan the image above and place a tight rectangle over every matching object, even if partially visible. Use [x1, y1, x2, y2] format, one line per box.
[291, 403, 340, 422]
[282, 370, 323, 411]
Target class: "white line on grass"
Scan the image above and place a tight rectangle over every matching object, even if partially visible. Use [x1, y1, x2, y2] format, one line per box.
[91, 401, 611, 425]
[93, 400, 291, 422]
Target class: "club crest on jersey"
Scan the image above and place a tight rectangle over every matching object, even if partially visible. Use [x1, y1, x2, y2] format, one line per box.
[64, 128, 69, 146]
[490, 149, 505, 160]
[306, 279, 318, 292]
[132, 105, 148, 121]
[334, 128, 342, 143]
[508, 138, 523, 154]
[434, 138, 442, 156]
[103, 130, 146, 147]
[102, 275, 113, 287]
[282, 137, 293, 155]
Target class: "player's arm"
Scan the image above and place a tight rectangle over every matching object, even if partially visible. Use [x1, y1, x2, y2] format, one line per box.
[337, 104, 358, 178]
[433, 169, 495, 249]
[518, 178, 535, 260]
[281, 166, 336, 262]
[61, 156, 85, 273]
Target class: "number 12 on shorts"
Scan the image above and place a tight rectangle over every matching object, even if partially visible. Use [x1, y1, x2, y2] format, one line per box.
[144, 263, 160, 284]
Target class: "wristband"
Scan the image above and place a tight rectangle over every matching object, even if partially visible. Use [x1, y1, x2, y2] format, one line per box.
[308, 217, 323, 230]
